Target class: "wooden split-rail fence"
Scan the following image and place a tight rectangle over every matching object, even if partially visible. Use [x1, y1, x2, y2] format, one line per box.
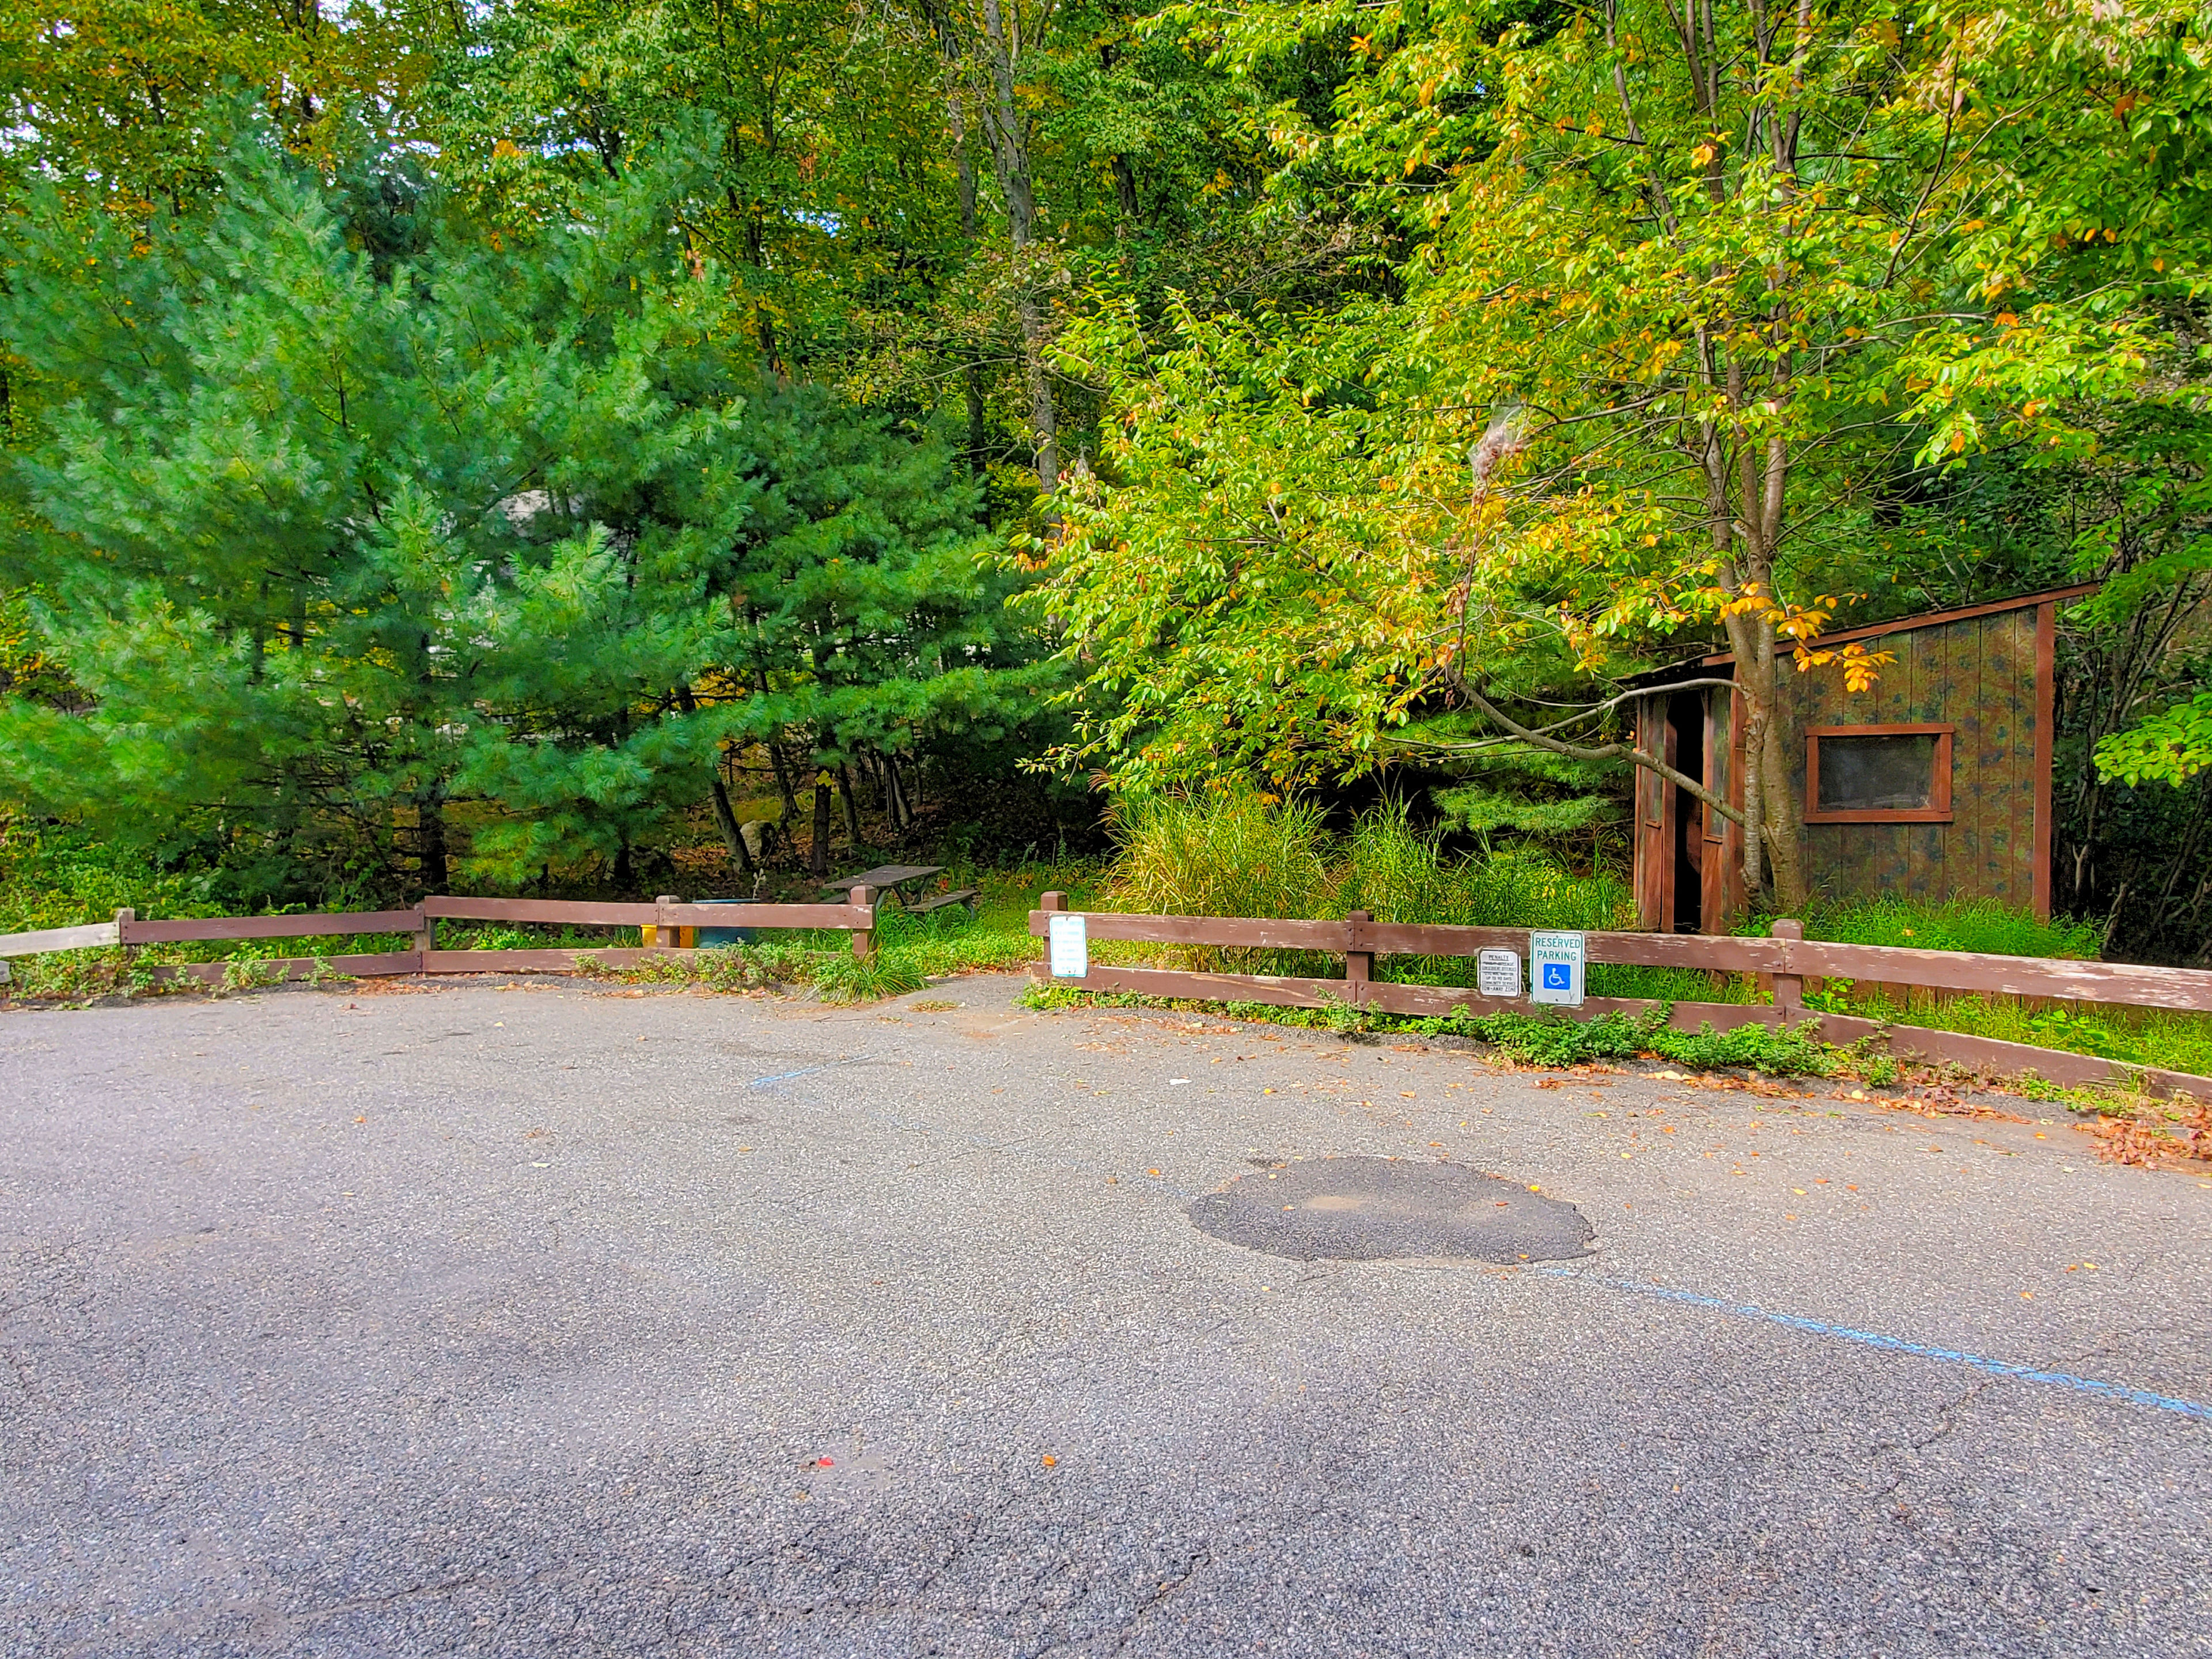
[4, 887, 2208, 1099]
[0, 889, 884, 987]
[1026, 893, 2212, 1100]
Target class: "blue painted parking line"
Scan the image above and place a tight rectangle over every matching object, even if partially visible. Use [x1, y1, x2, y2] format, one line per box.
[748, 1059, 865, 1088]
[1546, 1268, 2212, 1422]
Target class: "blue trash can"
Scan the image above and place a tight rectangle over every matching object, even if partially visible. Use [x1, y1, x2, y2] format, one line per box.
[693, 898, 757, 948]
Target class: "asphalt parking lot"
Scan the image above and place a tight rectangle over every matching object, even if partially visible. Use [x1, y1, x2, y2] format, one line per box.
[4, 973, 2209, 1657]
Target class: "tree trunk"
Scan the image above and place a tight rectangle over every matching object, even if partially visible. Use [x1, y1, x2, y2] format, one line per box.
[964, 366, 988, 478]
[886, 754, 911, 831]
[1756, 709, 1805, 912]
[710, 774, 755, 877]
[767, 738, 800, 830]
[1111, 153, 1139, 225]
[1100, 40, 1141, 225]
[1718, 615, 1806, 915]
[838, 760, 863, 842]
[678, 684, 755, 878]
[950, 24, 990, 477]
[415, 791, 447, 893]
[978, 0, 1059, 495]
[808, 774, 834, 879]
[927, 0, 997, 480]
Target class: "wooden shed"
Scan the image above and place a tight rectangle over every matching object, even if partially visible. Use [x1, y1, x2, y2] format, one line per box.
[1630, 584, 2092, 933]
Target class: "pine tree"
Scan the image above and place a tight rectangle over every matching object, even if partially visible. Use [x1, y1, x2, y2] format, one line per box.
[0, 128, 1050, 899]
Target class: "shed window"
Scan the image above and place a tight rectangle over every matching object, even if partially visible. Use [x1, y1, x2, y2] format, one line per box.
[1804, 725, 1953, 823]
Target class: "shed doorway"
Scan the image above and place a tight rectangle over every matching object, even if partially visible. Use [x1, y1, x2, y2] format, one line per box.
[1666, 690, 1704, 935]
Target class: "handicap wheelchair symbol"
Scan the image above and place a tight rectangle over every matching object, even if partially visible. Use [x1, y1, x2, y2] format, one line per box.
[1540, 962, 1573, 990]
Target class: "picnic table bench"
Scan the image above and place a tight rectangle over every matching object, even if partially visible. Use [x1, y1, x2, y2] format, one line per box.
[823, 865, 977, 915]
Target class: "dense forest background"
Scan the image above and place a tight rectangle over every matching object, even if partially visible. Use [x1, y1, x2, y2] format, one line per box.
[1, 0, 2210, 961]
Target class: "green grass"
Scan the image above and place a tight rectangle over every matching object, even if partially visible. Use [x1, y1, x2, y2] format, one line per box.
[1109, 790, 1336, 924]
[1764, 895, 2103, 959]
[1800, 986, 2212, 1078]
[1748, 896, 2210, 1077]
[1093, 791, 1639, 982]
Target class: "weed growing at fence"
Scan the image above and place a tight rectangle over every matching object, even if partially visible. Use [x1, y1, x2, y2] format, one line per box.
[1453, 1007, 1833, 1075]
[588, 942, 930, 1002]
[1019, 983, 1834, 1077]
[812, 952, 929, 1002]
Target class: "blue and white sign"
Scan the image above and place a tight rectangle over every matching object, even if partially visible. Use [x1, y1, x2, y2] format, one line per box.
[1048, 912, 1089, 979]
[1528, 930, 1585, 1007]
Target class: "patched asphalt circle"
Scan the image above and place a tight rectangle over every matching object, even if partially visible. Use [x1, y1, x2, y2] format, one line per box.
[1187, 1155, 1596, 1263]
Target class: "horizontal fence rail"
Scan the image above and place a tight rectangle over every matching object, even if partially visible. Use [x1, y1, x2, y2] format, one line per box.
[0, 887, 886, 985]
[1027, 904, 2212, 1016]
[7, 887, 2209, 1097]
[1026, 894, 2212, 1099]
[0, 921, 121, 955]
[122, 909, 426, 945]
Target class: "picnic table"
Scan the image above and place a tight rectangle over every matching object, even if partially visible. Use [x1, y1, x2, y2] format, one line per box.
[823, 864, 976, 916]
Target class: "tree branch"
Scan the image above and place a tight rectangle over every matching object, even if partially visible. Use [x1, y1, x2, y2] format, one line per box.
[1420, 683, 1748, 827]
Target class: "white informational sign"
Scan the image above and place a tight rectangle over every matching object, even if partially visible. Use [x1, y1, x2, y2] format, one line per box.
[1529, 930, 1586, 1007]
[1476, 948, 1521, 1000]
[1048, 912, 1089, 979]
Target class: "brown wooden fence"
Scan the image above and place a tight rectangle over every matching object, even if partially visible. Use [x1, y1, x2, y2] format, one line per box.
[1026, 894, 2212, 1099]
[7, 886, 2209, 1099]
[0, 889, 882, 988]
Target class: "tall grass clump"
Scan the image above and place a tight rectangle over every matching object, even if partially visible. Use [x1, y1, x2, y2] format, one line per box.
[1109, 789, 1337, 919]
[1105, 792, 1653, 983]
[1105, 787, 1336, 972]
[1334, 804, 1692, 993]
[1341, 805, 1464, 924]
[1342, 805, 1633, 930]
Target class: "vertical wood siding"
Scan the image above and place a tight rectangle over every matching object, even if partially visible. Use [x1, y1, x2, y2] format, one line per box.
[1702, 685, 1745, 930]
[1782, 608, 2040, 908]
[1635, 694, 1670, 930]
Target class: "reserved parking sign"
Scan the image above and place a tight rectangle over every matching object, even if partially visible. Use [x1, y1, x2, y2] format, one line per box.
[1528, 930, 1585, 1007]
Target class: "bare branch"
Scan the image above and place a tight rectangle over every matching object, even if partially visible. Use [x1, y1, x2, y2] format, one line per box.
[1434, 683, 1748, 826]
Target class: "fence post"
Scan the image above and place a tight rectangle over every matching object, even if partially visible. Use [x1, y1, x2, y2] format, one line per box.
[414, 905, 434, 970]
[851, 884, 876, 960]
[1344, 910, 1372, 1008]
[115, 909, 136, 976]
[653, 895, 681, 949]
[1770, 917, 1804, 1018]
[1040, 891, 1066, 915]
